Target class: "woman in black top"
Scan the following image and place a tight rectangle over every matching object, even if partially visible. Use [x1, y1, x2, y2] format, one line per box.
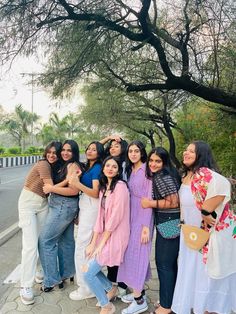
[141, 147, 181, 314]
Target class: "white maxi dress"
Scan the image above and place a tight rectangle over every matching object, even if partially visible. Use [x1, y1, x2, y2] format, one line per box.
[172, 184, 236, 314]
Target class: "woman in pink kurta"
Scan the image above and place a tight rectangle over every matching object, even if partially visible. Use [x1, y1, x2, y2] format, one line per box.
[83, 156, 130, 314]
[117, 140, 153, 314]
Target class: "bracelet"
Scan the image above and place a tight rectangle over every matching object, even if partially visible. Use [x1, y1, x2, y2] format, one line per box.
[201, 209, 211, 216]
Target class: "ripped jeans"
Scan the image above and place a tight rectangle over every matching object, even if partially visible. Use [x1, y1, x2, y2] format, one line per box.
[83, 258, 113, 307]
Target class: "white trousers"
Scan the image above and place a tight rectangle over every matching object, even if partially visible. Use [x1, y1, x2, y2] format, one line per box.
[75, 193, 99, 291]
[18, 189, 48, 287]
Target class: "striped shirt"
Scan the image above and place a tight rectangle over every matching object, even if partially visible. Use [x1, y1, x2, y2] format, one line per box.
[24, 160, 52, 198]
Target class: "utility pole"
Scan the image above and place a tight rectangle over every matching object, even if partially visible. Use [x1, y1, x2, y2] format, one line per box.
[20, 72, 37, 145]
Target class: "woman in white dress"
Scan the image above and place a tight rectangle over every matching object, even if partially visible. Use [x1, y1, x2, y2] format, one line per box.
[172, 140, 236, 314]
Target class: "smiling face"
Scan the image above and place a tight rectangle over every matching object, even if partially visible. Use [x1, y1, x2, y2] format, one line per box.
[148, 153, 163, 173]
[183, 143, 196, 167]
[86, 143, 98, 161]
[61, 143, 73, 161]
[109, 141, 122, 157]
[103, 158, 119, 179]
[46, 147, 58, 164]
[128, 144, 141, 164]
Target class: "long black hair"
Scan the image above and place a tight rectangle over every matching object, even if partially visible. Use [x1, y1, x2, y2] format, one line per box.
[183, 140, 219, 176]
[146, 147, 181, 184]
[104, 138, 128, 163]
[125, 140, 147, 179]
[99, 156, 124, 193]
[59, 139, 84, 180]
[84, 141, 104, 171]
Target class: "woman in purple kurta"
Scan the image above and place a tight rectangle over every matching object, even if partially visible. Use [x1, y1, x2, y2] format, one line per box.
[117, 141, 153, 314]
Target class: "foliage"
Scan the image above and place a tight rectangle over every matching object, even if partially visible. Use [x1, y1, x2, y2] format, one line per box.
[174, 101, 236, 176]
[1, 105, 39, 150]
[0, 147, 5, 154]
[24, 146, 40, 154]
[0, 0, 236, 109]
[7, 147, 21, 154]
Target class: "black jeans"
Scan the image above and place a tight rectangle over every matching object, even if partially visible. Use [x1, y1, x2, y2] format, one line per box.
[107, 266, 127, 290]
[155, 211, 180, 309]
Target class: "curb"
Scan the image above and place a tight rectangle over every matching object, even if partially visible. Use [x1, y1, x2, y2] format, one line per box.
[0, 223, 20, 247]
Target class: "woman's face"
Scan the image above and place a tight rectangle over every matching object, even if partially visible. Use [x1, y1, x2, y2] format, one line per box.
[109, 141, 122, 157]
[61, 143, 73, 161]
[103, 159, 119, 179]
[148, 153, 163, 173]
[86, 143, 98, 161]
[128, 144, 141, 164]
[46, 147, 58, 164]
[183, 144, 196, 167]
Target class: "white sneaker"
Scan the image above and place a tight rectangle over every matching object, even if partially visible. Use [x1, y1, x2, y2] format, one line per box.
[35, 270, 44, 284]
[69, 288, 95, 301]
[121, 293, 146, 304]
[20, 287, 34, 305]
[121, 299, 148, 314]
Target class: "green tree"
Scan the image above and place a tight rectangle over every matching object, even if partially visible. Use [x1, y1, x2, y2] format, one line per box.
[3, 105, 39, 151]
[174, 102, 236, 176]
[0, 1, 236, 109]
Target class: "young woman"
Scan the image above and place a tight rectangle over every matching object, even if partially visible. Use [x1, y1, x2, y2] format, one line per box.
[83, 156, 130, 314]
[18, 141, 62, 305]
[172, 141, 236, 314]
[142, 147, 181, 314]
[117, 140, 153, 314]
[38, 139, 82, 292]
[68, 141, 104, 300]
[100, 135, 128, 296]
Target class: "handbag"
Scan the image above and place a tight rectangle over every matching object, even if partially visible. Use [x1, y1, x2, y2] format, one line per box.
[181, 224, 209, 251]
[156, 218, 180, 239]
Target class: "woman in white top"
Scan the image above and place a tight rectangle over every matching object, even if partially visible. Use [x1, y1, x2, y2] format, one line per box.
[172, 140, 236, 314]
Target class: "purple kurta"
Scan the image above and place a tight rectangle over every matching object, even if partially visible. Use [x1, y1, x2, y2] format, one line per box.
[117, 163, 153, 291]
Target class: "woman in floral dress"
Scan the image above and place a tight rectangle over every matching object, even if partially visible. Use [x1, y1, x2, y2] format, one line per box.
[172, 140, 236, 314]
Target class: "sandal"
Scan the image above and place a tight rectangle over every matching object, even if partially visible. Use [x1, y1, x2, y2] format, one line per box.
[41, 282, 64, 292]
[99, 303, 116, 314]
[106, 286, 118, 301]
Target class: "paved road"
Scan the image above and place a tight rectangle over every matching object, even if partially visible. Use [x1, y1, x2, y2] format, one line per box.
[0, 165, 32, 233]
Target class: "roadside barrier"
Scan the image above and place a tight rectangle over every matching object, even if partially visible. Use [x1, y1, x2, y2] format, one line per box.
[0, 155, 41, 168]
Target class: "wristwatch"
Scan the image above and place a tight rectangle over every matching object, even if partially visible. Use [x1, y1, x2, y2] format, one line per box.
[201, 209, 217, 218]
[201, 209, 211, 216]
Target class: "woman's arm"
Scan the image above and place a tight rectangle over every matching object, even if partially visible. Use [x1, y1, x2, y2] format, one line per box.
[92, 230, 112, 257]
[69, 169, 100, 198]
[201, 195, 225, 227]
[43, 163, 80, 196]
[99, 134, 121, 145]
[141, 193, 179, 209]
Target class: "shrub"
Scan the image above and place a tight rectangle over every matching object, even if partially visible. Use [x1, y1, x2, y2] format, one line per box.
[0, 147, 5, 154]
[8, 147, 21, 154]
[24, 146, 38, 154]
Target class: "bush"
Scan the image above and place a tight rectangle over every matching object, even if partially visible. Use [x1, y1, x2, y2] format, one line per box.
[24, 146, 39, 154]
[8, 147, 21, 154]
[0, 147, 5, 154]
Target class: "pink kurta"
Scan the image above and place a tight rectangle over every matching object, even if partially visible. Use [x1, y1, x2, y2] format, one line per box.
[93, 181, 130, 267]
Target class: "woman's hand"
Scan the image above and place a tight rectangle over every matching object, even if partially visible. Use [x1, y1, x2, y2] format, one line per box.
[68, 172, 80, 188]
[91, 245, 103, 258]
[85, 243, 96, 259]
[202, 214, 216, 228]
[141, 197, 151, 208]
[141, 226, 150, 244]
[43, 184, 54, 194]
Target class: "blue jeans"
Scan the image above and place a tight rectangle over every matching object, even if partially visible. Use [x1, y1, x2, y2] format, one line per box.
[155, 211, 180, 309]
[38, 194, 78, 287]
[83, 259, 113, 307]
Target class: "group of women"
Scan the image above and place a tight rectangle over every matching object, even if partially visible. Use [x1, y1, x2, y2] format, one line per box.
[18, 135, 236, 314]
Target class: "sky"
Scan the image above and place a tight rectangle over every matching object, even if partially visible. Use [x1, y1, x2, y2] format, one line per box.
[0, 56, 84, 123]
